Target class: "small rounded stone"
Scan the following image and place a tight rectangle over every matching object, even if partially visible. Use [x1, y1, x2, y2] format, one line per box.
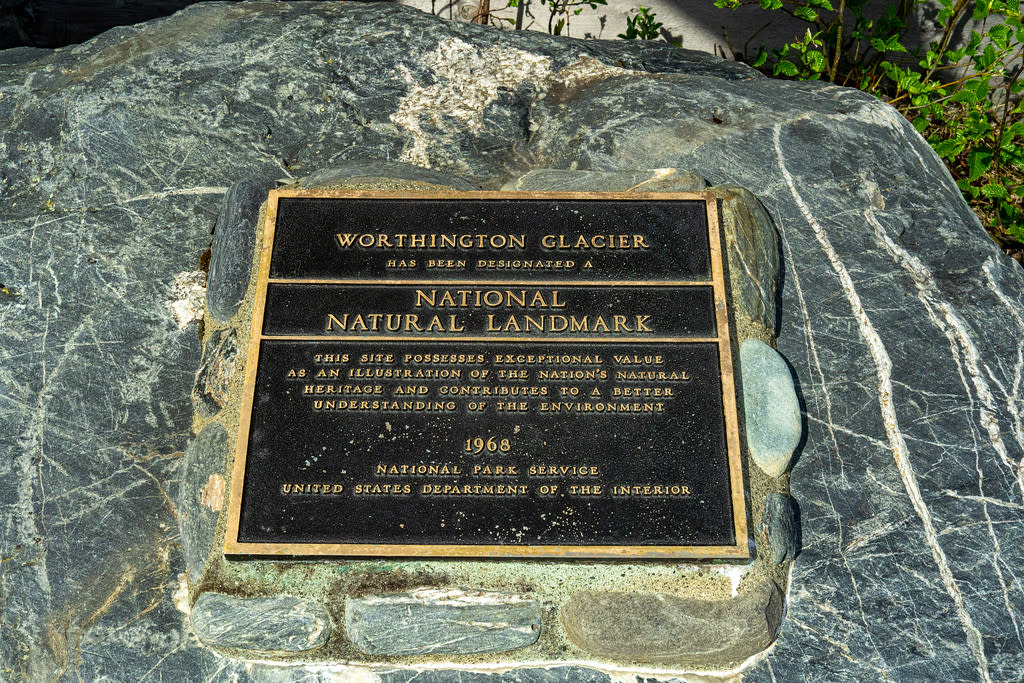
[740, 339, 801, 477]
[178, 423, 229, 583]
[191, 327, 238, 418]
[561, 583, 783, 665]
[345, 588, 540, 656]
[764, 492, 799, 564]
[206, 177, 276, 324]
[190, 593, 332, 652]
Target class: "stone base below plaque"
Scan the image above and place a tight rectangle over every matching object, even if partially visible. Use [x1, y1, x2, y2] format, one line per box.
[179, 164, 800, 674]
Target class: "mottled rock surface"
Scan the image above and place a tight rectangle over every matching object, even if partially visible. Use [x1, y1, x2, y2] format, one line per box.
[740, 339, 801, 477]
[178, 423, 229, 582]
[207, 178, 276, 323]
[1, 2, 1023, 681]
[190, 593, 331, 652]
[192, 327, 239, 418]
[504, 168, 706, 192]
[715, 185, 779, 337]
[346, 588, 541, 655]
[764, 492, 799, 565]
[562, 583, 783, 665]
[299, 161, 478, 190]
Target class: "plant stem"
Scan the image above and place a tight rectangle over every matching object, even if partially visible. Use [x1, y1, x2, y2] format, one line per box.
[475, 0, 490, 23]
[923, 0, 971, 84]
[989, 54, 1023, 232]
[830, 0, 846, 83]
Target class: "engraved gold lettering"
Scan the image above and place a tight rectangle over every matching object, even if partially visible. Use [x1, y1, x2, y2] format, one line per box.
[493, 354, 602, 364]
[421, 484, 529, 495]
[485, 314, 653, 333]
[537, 401, 665, 413]
[615, 370, 691, 381]
[325, 313, 465, 333]
[335, 233, 526, 249]
[475, 259, 575, 270]
[376, 463, 463, 475]
[528, 465, 600, 476]
[393, 384, 428, 395]
[414, 289, 566, 309]
[610, 484, 691, 496]
[314, 353, 349, 363]
[312, 400, 458, 412]
[613, 354, 664, 364]
[540, 234, 651, 250]
[281, 483, 344, 494]
[472, 464, 518, 475]
[611, 386, 674, 397]
[353, 483, 413, 494]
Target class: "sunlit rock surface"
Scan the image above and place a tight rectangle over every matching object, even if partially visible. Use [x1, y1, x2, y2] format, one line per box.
[1, 3, 1023, 680]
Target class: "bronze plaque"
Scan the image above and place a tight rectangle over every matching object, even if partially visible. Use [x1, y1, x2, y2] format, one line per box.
[224, 190, 747, 559]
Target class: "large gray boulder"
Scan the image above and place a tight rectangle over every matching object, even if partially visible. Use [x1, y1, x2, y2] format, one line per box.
[1, 3, 1022, 681]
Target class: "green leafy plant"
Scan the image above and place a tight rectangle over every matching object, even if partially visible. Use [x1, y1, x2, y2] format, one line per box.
[456, 0, 607, 35]
[542, 0, 610, 36]
[715, 0, 1024, 260]
[619, 6, 664, 40]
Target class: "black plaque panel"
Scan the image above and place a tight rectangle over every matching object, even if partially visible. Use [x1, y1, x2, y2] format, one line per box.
[225, 190, 747, 559]
[268, 197, 711, 281]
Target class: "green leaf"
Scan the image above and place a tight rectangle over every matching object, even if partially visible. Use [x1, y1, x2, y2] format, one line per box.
[956, 177, 975, 195]
[752, 48, 768, 68]
[975, 43, 997, 70]
[968, 148, 993, 181]
[805, 50, 828, 72]
[974, 76, 991, 101]
[981, 183, 1009, 198]
[947, 46, 967, 62]
[794, 6, 818, 21]
[990, 23, 1011, 48]
[952, 88, 980, 105]
[775, 60, 799, 77]
[932, 138, 963, 158]
[913, 116, 929, 132]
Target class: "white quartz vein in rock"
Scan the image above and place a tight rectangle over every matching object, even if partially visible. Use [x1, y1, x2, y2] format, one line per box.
[861, 198, 1024, 649]
[773, 123, 992, 683]
[863, 199, 1022, 498]
[941, 490, 1024, 511]
[389, 37, 634, 168]
[122, 186, 229, 203]
[779, 225, 881, 651]
[982, 257, 1024, 454]
[167, 271, 207, 330]
[356, 587, 532, 606]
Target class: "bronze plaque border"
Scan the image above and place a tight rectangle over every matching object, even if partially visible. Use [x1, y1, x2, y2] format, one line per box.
[223, 190, 748, 560]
